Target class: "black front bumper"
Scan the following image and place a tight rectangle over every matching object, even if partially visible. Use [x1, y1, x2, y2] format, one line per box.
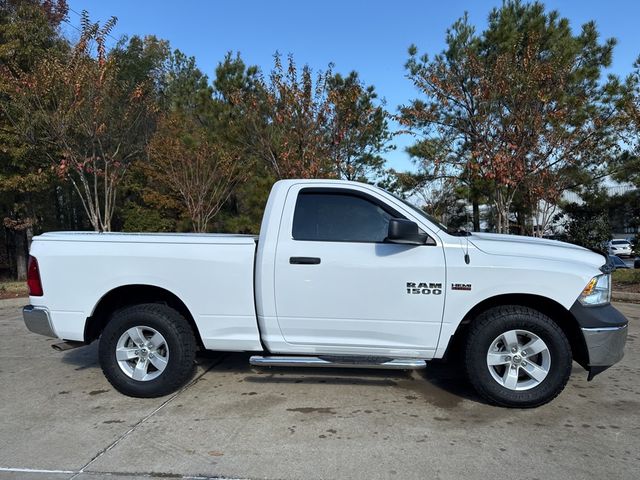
[570, 301, 628, 380]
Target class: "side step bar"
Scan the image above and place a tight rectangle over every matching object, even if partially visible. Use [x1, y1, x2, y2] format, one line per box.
[249, 355, 426, 370]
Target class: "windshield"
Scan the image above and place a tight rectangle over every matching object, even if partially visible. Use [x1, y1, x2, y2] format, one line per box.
[377, 187, 450, 232]
[612, 240, 629, 245]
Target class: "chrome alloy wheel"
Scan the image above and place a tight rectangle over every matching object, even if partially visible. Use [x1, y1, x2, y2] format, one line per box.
[115, 326, 169, 381]
[486, 329, 551, 391]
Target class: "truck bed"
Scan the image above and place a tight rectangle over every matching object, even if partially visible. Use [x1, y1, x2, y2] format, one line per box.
[29, 232, 263, 351]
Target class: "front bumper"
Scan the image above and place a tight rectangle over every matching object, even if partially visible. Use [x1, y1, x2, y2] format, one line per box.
[570, 301, 628, 379]
[23, 305, 57, 338]
[581, 325, 627, 375]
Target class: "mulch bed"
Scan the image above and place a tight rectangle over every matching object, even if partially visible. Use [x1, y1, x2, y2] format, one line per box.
[613, 282, 640, 294]
[0, 292, 28, 300]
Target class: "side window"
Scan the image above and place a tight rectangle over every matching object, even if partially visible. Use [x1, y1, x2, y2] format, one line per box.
[292, 192, 398, 243]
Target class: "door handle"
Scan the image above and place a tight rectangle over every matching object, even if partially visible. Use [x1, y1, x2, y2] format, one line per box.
[290, 257, 321, 265]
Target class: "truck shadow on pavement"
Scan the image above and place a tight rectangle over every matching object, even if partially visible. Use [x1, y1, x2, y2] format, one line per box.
[209, 351, 489, 408]
[58, 344, 589, 409]
[60, 340, 100, 370]
[58, 343, 486, 406]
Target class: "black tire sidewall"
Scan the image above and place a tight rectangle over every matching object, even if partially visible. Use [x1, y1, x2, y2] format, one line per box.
[99, 305, 196, 397]
[466, 307, 572, 407]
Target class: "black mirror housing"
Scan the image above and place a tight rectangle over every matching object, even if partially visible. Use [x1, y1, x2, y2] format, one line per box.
[387, 218, 427, 245]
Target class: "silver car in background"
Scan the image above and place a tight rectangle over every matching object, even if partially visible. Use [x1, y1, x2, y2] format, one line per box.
[608, 239, 633, 257]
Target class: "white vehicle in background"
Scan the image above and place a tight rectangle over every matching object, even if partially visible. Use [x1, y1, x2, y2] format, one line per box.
[608, 239, 633, 258]
[22, 180, 628, 407]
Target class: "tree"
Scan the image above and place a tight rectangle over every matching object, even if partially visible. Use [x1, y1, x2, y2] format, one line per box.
[0, 0, 70, 279]
[400, 1, 625, 233]
[561, 188, 612, 249]
[236, 53, 334, 179]
[234, 53, 393, 183]
[158, 48, 214, 119]
[147, 114, 250, 232]
[211, 53, 274, 233]
[611, 56, 640, 188]
[4, 11, 156, 232]
[118, 46, 208, 232]
[326, 72, 392, 182]
[398, 16, 487, 230]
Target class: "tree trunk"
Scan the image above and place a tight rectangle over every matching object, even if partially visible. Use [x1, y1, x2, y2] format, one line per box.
[495, 205, 510, 234]
[494, 193, 505, 234]
[26, 226, 33, 248]
[472, 200, 480, 232]
[516, 208, 526, 235]
[14, 230, 27, 281]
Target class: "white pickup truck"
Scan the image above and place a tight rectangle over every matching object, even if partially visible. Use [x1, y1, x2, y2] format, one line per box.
[23, 179, 627, 407]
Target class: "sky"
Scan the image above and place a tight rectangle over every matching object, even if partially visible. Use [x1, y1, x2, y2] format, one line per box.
[66, 0, 640, 172]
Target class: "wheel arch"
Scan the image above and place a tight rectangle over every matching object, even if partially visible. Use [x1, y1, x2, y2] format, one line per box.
[84, 284, 203, 347]
[446, 293, 588, 368]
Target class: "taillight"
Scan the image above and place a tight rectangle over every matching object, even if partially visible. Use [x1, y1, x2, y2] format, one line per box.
[27, 255, 43, 296]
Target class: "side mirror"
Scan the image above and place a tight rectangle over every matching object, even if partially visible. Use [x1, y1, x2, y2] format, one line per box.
[387, 218, 427, 245]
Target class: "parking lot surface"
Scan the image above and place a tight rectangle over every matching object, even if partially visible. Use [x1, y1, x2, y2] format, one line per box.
[1, 298, 639, 480]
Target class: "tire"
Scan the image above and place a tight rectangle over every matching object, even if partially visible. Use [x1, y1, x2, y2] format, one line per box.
[464, 305, 572, 408]
[99, 303, 197, 398]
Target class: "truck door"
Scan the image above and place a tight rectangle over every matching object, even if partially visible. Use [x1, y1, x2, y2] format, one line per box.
[273, 185, 446, 356]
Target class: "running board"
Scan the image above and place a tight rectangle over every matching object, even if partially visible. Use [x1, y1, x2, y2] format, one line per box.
[249, 355, 426, 370]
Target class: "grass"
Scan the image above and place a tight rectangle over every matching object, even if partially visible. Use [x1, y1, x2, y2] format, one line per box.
[612, 269, 640, 295]
[0, 280, 28, 299]
[612, 269, 640, 285]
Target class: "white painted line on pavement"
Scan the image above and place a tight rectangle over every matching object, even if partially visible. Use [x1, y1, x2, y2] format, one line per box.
[0, 466, 76, 474]
[0, 467, 245, 479]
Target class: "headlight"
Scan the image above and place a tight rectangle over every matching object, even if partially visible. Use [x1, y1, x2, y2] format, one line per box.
[579, 274, 611, 306]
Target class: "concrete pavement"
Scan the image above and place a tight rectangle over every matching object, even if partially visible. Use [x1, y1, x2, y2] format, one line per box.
[1, 299, 639, 480]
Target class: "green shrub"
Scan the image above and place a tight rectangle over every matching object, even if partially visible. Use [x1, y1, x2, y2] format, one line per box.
[121, 204, 176, 232]
[612, 269, 640, 285]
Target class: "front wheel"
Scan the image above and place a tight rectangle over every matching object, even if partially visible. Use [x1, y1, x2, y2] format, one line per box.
[464, 305, 572, 407]
[99, 304, 197, 398]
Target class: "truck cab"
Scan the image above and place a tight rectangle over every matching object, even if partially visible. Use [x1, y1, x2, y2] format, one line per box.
[255, 180, 446, 358]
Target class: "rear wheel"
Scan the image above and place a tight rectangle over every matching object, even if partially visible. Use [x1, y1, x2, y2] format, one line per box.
[465, 305, 572, 407]
[99, 304, 196, 397]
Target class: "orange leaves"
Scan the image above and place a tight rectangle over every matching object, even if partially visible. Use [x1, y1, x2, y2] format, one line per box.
[3, 11, 154, 232]
[400, 13, 625, 233]
[55, 158, 69, 179]
[239, 54, 337, 180]
[3, 216, 34, 231]
[130, 84, 144, 101]
[239, 60, 390, 182]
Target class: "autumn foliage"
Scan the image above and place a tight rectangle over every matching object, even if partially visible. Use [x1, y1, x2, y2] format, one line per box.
[400, 3, 625, 234]
[5, 11, 154, 231]
[147, 114, 250, 233]
[235, 54, 390, 181]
